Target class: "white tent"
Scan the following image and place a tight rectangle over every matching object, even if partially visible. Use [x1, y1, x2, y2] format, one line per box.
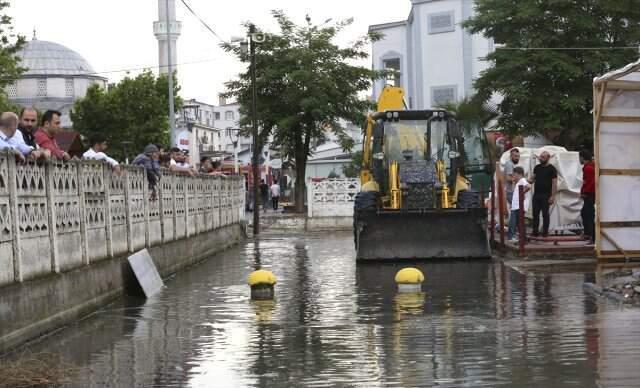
[593, 60, 640, 261]
[499, 146, 583, 232]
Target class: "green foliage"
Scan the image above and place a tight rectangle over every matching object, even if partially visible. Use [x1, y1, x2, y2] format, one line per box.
[0, 2, 26, 106]
[71, 71, 181, 161]
[464, 0, 640, 146]
[222, 11, 385, 210]
[342, 150, 363, 178]
[437, 96, 498, 134]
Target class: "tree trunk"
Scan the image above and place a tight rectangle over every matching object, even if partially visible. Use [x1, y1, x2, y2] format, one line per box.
[294, 160, 307, 213]
[293, 127, 311, 213]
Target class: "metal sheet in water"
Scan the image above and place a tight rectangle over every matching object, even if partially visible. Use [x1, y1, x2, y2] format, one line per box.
[128, 249, 164, 298]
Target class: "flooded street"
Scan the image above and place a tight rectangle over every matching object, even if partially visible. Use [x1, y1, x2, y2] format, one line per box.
[19, 233, 640, 387]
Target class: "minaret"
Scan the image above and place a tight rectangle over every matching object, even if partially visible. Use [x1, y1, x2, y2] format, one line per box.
[153, 0, 182, 74]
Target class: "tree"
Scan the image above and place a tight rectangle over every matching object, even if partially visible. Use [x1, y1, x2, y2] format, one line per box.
[464, 0, 640, 147]
[0, 1, 26, 111]
[438, 96, 498, 133]
[342, 151, 363, 178]
[71, 71, 181, 161]
[223, 11, 384, 213]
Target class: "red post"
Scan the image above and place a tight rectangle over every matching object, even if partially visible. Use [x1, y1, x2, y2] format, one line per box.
[490, 178, 496, 244]
[498, 176, 506, 248]
[518, 185, 526, 257]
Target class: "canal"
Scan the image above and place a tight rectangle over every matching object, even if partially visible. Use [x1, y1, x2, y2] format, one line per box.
[14, 232, 640, 387]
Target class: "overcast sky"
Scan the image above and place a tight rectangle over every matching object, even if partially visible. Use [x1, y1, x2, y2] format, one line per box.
[9, 0, 410, 104]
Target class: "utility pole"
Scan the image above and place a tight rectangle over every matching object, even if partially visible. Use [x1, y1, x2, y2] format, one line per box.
[250, 24, 260, 235]
[165, 0, 176, 147]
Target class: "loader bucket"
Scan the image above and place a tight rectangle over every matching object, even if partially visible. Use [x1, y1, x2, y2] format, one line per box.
[354, 208, 491, 260]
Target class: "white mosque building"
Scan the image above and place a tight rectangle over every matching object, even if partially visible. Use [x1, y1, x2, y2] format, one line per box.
[7, 34, 108, 128]
[369, 0, 494, 109]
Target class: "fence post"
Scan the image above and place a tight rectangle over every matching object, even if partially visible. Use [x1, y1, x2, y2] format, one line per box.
[497, 171, 506, 248]
[307, 179, 313, 218]
[104, 163, 114, 258]
[44, 161, 60, 273]
[76, 161, 89, 265]
[184, 176, 190, 238]
[7, 154, 22, 282]
[143, 168, 150, 248]
[123, 168, 133, 253]
[490, 178, 496, 244]
[518, 184, 526, 257]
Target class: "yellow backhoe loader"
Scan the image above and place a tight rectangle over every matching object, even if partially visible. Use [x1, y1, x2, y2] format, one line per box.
[354, 86, 492, 260]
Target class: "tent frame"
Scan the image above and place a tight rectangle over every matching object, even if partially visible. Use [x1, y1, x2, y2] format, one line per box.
[593, 60, 640, 262]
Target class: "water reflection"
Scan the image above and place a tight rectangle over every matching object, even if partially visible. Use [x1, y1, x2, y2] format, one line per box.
[8, 233, 640, 387]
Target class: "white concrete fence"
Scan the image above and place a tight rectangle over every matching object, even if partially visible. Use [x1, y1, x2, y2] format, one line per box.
[307, 178, 360, 218]
[0, 151, 245, 287]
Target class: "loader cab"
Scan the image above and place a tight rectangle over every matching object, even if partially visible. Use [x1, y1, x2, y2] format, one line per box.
[369, 109, 491, 197]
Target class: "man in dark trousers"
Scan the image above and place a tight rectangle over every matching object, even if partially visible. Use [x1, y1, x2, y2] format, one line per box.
[259, 179, 269, 213]
[580, 150, 596, 243]
[530, 151, 557, 237]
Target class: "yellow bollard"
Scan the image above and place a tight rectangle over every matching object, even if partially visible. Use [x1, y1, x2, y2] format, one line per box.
[395, 268, 425, 293]
[248, 270, 277, 300]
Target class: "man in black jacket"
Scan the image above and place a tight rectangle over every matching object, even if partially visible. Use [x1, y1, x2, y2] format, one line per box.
[17, 107, 38, 148]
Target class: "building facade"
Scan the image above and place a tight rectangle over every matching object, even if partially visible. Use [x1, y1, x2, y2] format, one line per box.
[370, 0, 494, 109]
[7, 37, 108, 128]
[177, 99, 221, 164]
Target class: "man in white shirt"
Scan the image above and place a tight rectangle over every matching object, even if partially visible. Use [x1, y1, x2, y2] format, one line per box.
[169, 147, 196, 176]
[508, 166, 531, 241]
[83, 135, 121, 172]
[270, 180, 281, 211]
[0, 112, 48, 162]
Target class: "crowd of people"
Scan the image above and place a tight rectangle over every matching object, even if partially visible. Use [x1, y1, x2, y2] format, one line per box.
[0, 107, 229, 200]
[503, 147, 595, 244]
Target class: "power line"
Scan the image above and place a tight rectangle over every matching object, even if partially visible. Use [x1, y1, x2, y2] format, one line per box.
[0, 57, 221, 81]
[178, 0, 226, 43]
[497, 46, 639, 51]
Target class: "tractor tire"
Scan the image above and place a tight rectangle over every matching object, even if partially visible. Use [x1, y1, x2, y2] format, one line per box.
[457, 190, 482, 209]
[354, 191, 378, 212]
[354, 191, 378, 248]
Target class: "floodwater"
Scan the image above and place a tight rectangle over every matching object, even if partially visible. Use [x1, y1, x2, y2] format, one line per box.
[15, 233, 640, 387]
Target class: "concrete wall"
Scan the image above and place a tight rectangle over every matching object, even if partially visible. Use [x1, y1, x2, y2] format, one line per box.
[307, 178, 360, 218]
[0, 152, 245, 352]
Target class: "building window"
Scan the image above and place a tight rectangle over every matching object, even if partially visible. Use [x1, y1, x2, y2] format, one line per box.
[431, 85, 457, 106]
[428, 11, 455, 34]
[214, 112, 221, 120]
[65, 78, 74, 97]
[7, 81, 17, 98]
[37, 79, 47, 97]
[225, 111, 234, 120]
[383, 58, 401, 87]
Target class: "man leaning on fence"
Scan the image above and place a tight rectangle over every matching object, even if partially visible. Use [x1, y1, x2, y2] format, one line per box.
[0, 112, 49, 162]
[132, 144, 162, 200]
[83, 134, 121, 174]
[34, 110, 71, 161]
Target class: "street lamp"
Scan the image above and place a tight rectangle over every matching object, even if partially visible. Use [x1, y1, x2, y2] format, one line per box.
[231, 24, 263, 235]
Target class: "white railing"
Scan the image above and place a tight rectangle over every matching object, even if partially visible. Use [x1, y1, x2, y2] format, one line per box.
[307, 178, 360, 218]
[0, 151, 244, 286]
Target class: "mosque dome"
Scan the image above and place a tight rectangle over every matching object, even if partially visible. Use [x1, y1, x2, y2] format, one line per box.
[7, 36, 108, 128]
[18, 38, 97, 77]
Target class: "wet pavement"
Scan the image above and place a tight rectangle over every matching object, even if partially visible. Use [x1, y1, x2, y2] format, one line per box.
[14, 232, 640, 387]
